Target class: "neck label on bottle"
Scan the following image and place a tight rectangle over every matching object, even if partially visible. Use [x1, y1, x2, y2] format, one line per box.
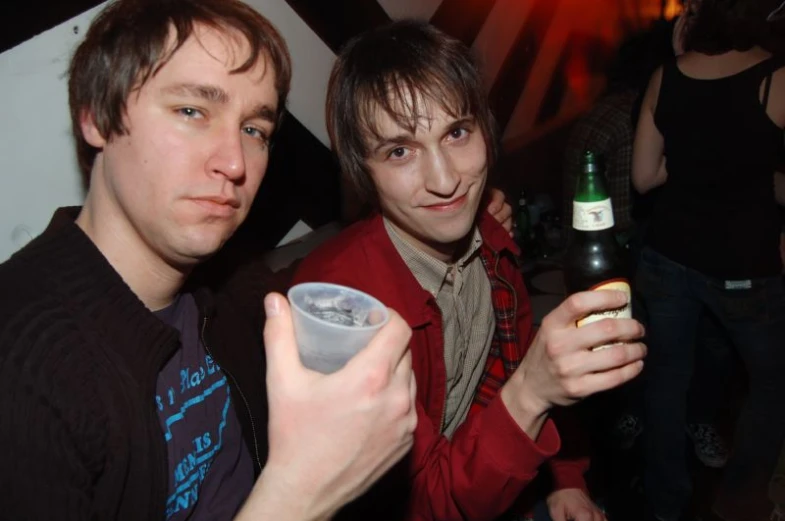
[573, 199, 614, 231]
[576, 279, 632, 351]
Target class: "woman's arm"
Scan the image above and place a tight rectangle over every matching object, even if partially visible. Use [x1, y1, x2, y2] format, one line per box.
[774, 172, 785, 206]
[632, 66, 667, 194]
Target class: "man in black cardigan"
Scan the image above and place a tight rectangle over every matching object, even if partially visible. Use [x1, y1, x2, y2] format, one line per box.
[0, 0, 417, 520]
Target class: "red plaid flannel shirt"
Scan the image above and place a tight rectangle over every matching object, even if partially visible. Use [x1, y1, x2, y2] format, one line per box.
[472, 245, 524, 409]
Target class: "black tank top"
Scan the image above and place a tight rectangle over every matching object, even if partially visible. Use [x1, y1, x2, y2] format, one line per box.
[648, 55, 785, 279]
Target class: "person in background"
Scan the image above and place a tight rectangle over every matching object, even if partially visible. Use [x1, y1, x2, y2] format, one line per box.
[0, 0, 420, 519]
[563, 4, 731, 476]
[294, 19, 648, 521]
[632, 0, 785, 518]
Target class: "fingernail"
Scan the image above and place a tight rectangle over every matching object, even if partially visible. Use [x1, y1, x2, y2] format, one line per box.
[264, 294, 281, 317]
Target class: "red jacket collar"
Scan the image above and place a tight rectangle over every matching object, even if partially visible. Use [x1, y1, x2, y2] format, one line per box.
[357, 210, 518, 329]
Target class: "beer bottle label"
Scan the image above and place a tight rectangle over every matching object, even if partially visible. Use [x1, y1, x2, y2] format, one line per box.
[573, 199, 614, 231]
[576, 279, 632, 350]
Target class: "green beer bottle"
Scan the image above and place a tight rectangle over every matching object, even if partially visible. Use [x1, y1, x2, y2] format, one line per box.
[564, 151, 630, 337]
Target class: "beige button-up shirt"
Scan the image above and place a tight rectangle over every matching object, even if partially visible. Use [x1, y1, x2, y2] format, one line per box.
[384, 218, 495, 438]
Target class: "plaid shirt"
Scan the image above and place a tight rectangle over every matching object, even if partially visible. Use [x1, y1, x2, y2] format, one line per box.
[562, 89, 637, 232]
[472, 244, 523, 409]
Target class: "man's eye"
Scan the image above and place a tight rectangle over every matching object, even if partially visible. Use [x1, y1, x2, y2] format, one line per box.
[389, 147, 409, 159]
[243, 127, 269, 146]
[449, 128, 469, 139]
[177, 107, 204, 119]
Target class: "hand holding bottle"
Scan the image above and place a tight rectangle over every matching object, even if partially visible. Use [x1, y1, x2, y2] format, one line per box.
[500, 290, 646, 437]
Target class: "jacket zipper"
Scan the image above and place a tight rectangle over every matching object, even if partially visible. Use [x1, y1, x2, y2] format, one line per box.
[439, 378, 447, 433]
[428, 297, 448, 433]
[200, 315, 263, 472]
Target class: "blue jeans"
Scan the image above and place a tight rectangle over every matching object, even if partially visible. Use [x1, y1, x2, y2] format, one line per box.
[637, 247, 785, 521]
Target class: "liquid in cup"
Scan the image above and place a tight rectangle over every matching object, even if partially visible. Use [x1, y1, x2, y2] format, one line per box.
[287, 282, 389, 373]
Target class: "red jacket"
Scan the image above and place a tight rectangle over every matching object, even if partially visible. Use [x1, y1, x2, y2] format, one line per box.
[292, 212, 589, 521]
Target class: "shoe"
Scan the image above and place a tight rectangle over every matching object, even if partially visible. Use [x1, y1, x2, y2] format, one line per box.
[614, 414, 644, 450]
[686, 423, 729, 468]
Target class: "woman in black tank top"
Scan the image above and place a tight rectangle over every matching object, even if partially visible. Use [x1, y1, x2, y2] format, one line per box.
[631, 1, 785, 520]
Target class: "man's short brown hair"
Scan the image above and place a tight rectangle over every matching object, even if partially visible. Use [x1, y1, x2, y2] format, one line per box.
[326, 20, 498, 206]
[68, 0, 291, 184]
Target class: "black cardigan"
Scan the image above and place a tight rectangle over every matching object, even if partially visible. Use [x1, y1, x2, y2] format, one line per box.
[0, 208, 268, 520]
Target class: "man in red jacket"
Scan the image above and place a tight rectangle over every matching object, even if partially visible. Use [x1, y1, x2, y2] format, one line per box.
[293, 20, 647, 521]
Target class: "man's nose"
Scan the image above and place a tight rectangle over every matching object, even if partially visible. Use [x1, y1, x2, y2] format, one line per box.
[206, 126, 246, 181]
[423, 149, 460, 196]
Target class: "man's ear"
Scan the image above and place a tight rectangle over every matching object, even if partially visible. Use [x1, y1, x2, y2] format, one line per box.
[80, 109, 107, 148]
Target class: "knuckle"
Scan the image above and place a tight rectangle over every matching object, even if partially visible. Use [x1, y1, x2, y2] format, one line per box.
[601, 318, 618, 336]
[553, 359, 571, 379]
[408, 410, 419, 433]
[540, 314, 555, 331]
[390, 313, 412, 340]
[390, 388, 411, 417]
[563, 379, 582, 397]
[362, 364, 390, 394]
[609, 345, 629, 366]
[565, 294, 585, 315]
[614, 369, 630, 387]
[545, 337, 565, 358]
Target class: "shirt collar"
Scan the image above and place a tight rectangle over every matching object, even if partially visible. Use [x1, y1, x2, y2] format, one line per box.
[383, 217, 483, 297]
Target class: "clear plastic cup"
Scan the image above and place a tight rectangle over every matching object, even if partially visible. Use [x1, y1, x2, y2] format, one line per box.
[287, 282, 390, 373]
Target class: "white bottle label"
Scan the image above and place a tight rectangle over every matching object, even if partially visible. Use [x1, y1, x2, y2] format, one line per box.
[573, 199, 614, 231]
[576, 279, 632, 351]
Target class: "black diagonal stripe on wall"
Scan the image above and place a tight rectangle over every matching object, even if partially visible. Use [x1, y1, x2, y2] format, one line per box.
[284, 0, 390, 54]
[429, 0, 496, 47]
[1, 0, 103, 54]
[224, 109, 341, 256]
[488, 0, 562, 132]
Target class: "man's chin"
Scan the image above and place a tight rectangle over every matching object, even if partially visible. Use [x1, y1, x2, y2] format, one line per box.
[168, 234, 230, 267]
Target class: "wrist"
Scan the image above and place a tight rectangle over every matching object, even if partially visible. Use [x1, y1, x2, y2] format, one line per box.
[501, 369, 550, 436]
[236, 467, 334, 521]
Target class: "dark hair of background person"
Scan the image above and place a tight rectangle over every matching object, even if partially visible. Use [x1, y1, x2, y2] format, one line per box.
[607, 19, 678, 95]
[684, 0, 783, 54]
[325, 19, 499, 207]
[68, 0, 292, 186]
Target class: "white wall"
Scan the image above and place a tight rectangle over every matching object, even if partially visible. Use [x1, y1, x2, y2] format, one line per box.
[0, 0, 335, 262]
[0, 6, 103, 262]
[377, 0, 442, 21]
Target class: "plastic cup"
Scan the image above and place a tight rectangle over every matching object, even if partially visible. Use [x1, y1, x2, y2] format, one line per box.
[287, 282, 390, 374]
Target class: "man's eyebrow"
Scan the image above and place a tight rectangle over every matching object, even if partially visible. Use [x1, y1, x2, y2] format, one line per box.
[371, 116, 475, 153]
[250, 104, 277, 124]
[448, 116, 476, 129]
[372, 134, 413, 154]
[163, 82, 277, 123]
[162, 83, 229, 104]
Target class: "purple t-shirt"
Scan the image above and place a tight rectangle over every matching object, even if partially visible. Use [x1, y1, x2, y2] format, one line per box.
[155, 294, 253, 520]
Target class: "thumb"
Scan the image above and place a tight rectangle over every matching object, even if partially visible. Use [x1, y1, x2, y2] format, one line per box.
[549, 504, 568, 521]
[262, 292, 304, 381]
[488, 188, 503, 213]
